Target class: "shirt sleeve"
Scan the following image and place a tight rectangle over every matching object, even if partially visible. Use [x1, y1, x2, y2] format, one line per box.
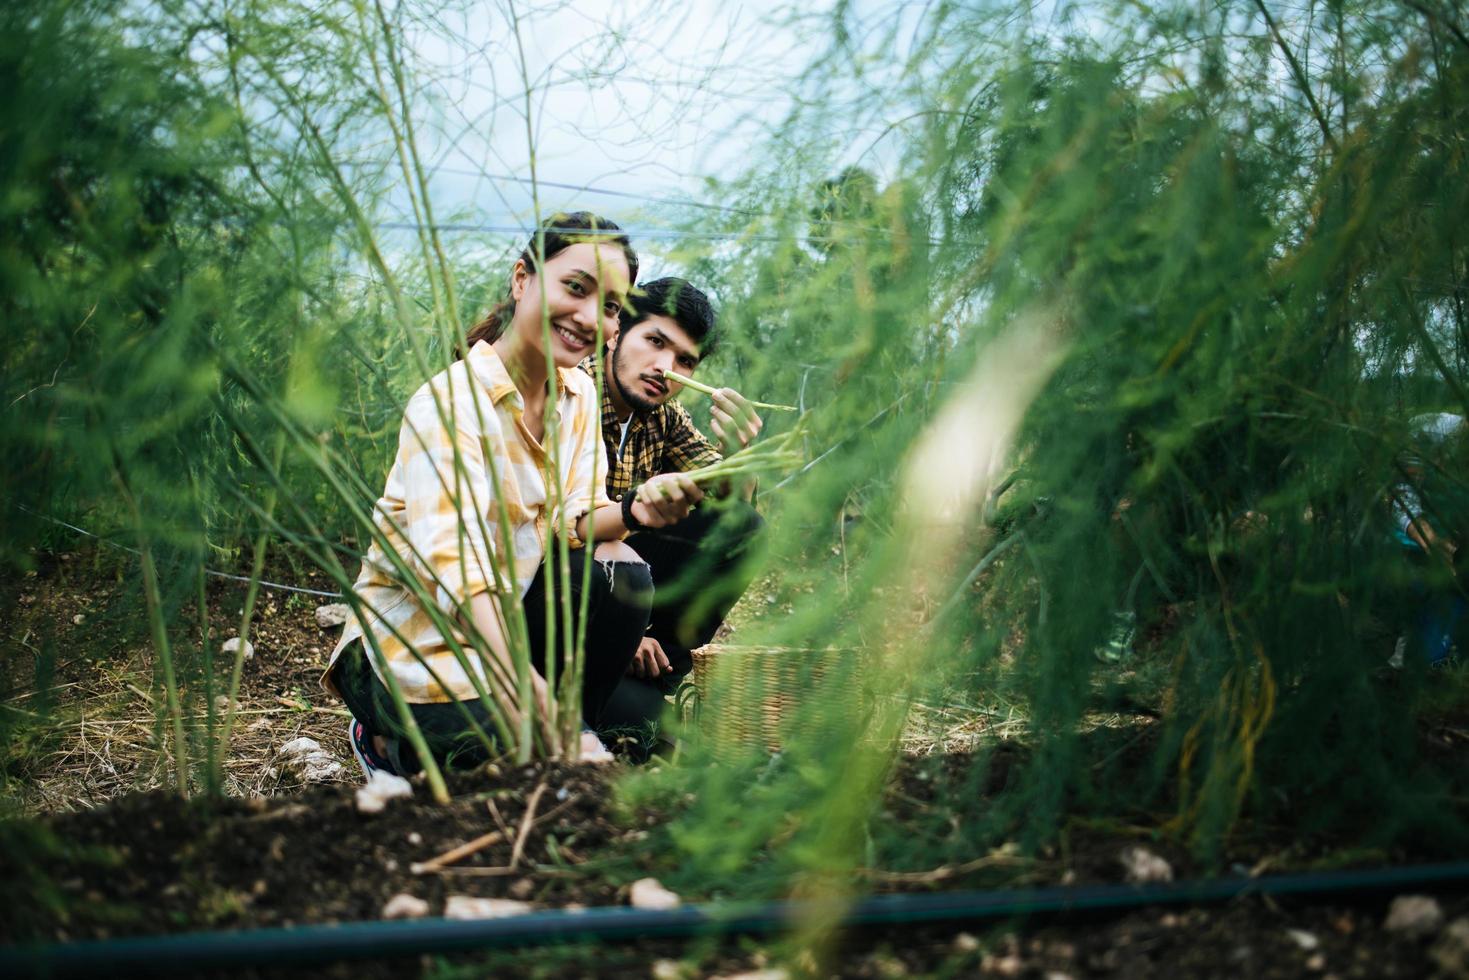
[663, 401, 724, 474]
[552, 382, 614, 549]
[397, 381, 502, 614]
[1390, 482, 1422, 535]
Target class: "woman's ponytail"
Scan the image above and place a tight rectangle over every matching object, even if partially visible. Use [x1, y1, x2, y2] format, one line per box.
[462, 297, 515, 351]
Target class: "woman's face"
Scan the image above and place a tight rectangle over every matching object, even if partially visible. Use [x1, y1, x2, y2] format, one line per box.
[508, 241, 631, 370]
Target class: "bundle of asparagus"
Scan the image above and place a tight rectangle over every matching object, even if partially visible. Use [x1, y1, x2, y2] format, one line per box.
[684, 428, 806, 487]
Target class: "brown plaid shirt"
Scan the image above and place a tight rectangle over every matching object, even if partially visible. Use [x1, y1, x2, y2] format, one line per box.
[585, 363, 723, 500]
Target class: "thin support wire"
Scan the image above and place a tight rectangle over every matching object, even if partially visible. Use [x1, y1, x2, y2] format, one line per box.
[14, 504, 343, 599]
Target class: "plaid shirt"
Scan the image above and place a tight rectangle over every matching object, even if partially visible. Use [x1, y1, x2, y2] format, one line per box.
[326, 341, 610, 703]
[586, 364, 723, 500]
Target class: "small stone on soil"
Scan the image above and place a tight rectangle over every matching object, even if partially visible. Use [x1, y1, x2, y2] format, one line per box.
[278, 736, 322, 759]
[276, 736, 344, 783]
[443, 896, 533, 920]
[222, 636, 255, 661]
[867, 952, 907, 977]
[629, 877, 681, 910]
[980, 953, 1022, 977]
[1287, 928, 1320, 950]
[1384, 895, 1444, 937]
[382, 893, 430, 920]
[1119, 845, 1173, 883]
[953, 932, 980, 952]
[355, 771, 413, 814]
[1432, 917, 1469, 979]
[314, 603, 350, 628]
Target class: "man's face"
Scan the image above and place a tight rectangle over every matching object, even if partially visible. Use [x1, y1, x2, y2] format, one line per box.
[610, 314, 702, 414]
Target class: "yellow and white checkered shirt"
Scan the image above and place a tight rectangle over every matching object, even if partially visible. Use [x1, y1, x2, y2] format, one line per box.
[326, 341, 611, 703]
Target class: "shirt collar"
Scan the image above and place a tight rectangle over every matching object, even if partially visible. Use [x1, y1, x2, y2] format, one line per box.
[468, 340, 578, 411]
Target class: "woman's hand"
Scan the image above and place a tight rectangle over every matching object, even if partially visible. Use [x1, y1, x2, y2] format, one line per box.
[631, 473, 704, 528]
[464, 591, 555, 737]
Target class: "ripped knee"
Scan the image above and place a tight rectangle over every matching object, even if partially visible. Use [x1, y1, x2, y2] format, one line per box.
[590, 541, 653, 609]
[593, 540, 646, 564]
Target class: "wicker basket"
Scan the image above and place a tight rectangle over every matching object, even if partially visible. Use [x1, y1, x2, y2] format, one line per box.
[685, 643, 863, 752]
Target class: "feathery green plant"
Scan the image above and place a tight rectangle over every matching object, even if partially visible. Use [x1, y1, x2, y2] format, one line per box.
[1, 0, 616, 803]
[616, 4, 1469, 962]
[4, 7, 1469, 970]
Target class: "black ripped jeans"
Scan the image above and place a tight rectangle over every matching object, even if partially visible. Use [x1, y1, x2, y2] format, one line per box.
[333, 546, 652, 773]
[599, 499, 765, 743]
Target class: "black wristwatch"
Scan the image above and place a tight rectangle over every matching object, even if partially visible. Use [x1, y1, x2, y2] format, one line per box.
[621, 488, 648, 533]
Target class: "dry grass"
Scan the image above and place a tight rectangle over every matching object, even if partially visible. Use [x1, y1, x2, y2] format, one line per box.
[3, 676, 356, 815]
[6, 553, 1082, 813]
[2, 556, 357, 815]
[899, 695, 1028, 756]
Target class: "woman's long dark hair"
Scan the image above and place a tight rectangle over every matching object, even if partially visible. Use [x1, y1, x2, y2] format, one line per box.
[458, 211, 638, 358]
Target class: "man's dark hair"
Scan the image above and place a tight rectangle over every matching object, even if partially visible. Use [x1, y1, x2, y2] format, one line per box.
[620, 277, 718, 360]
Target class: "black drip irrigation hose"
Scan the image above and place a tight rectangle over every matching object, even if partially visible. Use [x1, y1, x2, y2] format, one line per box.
[7, 861, 1469, 977]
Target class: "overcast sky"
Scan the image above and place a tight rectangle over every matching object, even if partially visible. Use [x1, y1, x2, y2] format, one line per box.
[376, 0, 1157, 274]
[396, 0, 826, 248]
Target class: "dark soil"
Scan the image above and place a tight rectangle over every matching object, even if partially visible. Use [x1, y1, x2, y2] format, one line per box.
[3, 763, 636, 942]
[3, 752, 1468, 978]
[6, 550, 1469, 977]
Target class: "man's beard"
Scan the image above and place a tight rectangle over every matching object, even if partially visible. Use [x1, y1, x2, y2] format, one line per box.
[611, 340, 661, 415]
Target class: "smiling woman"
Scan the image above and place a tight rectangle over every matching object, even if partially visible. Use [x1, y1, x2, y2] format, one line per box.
[461, 212, 640, 358]
[324, 212, 696, 774]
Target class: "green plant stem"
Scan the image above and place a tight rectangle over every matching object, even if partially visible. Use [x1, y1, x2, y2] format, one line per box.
[213, 430, 284, 789]
[109, 444, 189, 796]
[662, 370, 798, 411]
[197, 554, 216, 796]
[1253, 0, 1339, 155]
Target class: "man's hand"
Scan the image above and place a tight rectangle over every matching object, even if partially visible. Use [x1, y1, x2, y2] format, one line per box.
[627, 635, 672, 679]
[710, 388, 763, 455]
[1407, 517, 1459, 570]
[631, 472, 704, 528]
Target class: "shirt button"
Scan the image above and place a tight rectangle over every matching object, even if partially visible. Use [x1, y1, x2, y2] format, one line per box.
[615, 494, 623, 501]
